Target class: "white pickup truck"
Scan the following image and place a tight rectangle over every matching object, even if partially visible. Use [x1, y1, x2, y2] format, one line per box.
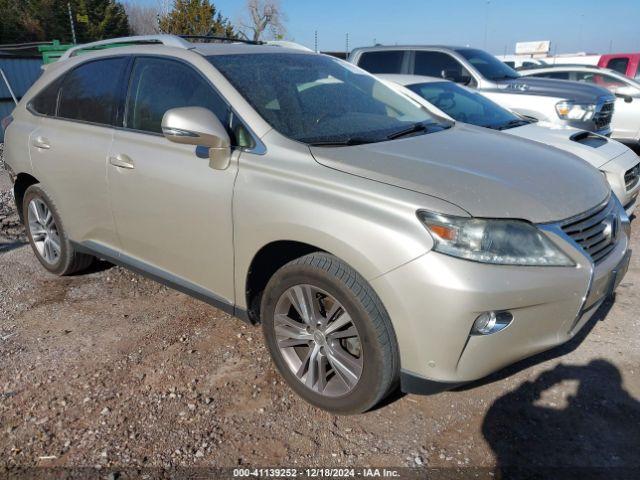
[349, 45, 617, 136]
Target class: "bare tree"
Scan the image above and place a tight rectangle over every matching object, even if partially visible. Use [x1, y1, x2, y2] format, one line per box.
[239, 0, 286, 42]
[123, 1, 161, 35]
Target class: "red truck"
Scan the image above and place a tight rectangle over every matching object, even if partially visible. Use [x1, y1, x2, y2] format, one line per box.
[598, 53, 640, 80]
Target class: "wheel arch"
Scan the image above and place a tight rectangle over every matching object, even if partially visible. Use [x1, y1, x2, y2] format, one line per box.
[244, 240, 326, 324]
[13, 172, 40, 223]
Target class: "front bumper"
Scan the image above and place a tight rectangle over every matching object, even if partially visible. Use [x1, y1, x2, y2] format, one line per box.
[372, 207, 630, 391]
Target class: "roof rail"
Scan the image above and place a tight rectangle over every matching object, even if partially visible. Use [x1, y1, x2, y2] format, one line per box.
[178, 35, 263, 45]
[59, 34, 193, 61]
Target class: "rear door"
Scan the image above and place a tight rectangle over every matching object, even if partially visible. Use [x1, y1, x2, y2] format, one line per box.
[28, 57, 128, 248]
[106, 56, 238, 303]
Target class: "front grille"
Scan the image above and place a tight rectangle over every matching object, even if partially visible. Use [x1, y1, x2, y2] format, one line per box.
[624, 163, 640, 191]
[593, 101, 614, 130]
[561, 198, 618, 264]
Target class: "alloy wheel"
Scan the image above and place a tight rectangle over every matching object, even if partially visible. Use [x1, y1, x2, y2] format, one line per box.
[27, 198, 61, 265]
[274, 284, 363, 397]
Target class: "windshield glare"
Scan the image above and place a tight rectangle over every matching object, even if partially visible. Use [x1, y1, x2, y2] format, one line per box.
[207, 53, 447, 144]
[455, 48, 520, 81]
[407, 81, 523, 129]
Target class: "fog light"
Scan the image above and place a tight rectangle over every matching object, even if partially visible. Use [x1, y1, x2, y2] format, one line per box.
[472, 311, 513, 335]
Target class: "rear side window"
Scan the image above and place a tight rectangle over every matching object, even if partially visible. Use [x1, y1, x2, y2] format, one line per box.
[58, 57, 128, 125]
[125, 57, 229, 135]
[30, 76, 64, 116]
[606, 57, 629, 75]
[534, 71, 570, 80]
[357, 51, 405, 74]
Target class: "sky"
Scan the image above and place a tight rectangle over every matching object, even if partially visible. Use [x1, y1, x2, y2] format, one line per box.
[139, 0, 640, 55]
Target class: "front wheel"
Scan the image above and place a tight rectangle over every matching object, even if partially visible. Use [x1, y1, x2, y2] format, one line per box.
[261, 253, 399, 414]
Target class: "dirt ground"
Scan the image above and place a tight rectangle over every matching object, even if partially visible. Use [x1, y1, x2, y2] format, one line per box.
[1, 159, 639, 478]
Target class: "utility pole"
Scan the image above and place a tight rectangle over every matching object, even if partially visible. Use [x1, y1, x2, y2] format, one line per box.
[314, 30, 318, 53]
[483, 0, 490, 50]
[67, 2, 77, 44]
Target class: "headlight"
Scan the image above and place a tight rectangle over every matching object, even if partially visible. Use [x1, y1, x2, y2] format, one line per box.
[418, 211, 575, 266]
[555, 101, 596, 121]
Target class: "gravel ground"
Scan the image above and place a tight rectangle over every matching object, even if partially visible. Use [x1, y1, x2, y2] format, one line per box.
[1, 146, 639, 478]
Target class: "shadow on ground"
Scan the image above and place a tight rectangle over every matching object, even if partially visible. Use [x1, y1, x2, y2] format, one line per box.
[482, 359, 640, 479]
[0, 240, 26, 254]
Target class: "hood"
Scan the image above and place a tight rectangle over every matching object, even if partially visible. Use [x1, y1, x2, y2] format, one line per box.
[491, 76, 614, 104]
[310, 123, 610, 223]
[506, 123, 630, 169]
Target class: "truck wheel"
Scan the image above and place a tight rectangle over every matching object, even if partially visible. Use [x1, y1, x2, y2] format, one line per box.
[261, 252, 399, 414]
[23, 185, 94, 275]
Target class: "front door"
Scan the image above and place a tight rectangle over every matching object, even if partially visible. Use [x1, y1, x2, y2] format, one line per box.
[107, 56, 238, 303]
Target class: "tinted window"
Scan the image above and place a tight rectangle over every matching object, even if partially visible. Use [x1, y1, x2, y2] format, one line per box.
[58, 58, 128, 125]
[30, 76, 63, 116]
[606, 57, 629, 75]
[573, 71, 629, 90]
[208, 53, 448, 145]
[455, 48, 520, 81]
[503, 61, 515, 68]
[126, 57, 229, 135]
[414, 51, 471, 81]
[357, 51, 405, 74]
[533, 71, 570, 80]
[407, 81, 522, 129]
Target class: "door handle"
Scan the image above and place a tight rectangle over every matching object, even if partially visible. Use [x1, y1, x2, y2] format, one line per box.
[108, 153, 135, 169]
[32, 136, 51, 150]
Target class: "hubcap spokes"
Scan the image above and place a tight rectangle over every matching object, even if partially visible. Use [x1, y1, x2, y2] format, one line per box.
[274, 285, 363, 397]
[28, 198, 61, 265]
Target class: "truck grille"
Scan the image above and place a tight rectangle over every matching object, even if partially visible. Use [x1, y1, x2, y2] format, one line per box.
[625, 163, 640, 191]
[561, 197, 618, 264]
[593, 101, 614, 130]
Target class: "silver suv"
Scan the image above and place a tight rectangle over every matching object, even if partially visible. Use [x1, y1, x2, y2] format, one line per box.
[2, 35, 632, 414]
[349, 45, 617, 135]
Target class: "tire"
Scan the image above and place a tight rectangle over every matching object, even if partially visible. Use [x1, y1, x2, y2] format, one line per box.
[261, 252, 399, 414]
[22, 184, 94, 276]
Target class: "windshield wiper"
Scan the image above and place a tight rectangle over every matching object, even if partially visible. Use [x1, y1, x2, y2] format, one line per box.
[386, 122, 429, 140]
[496, 119, 530, 130]
[307, 137, 375, 147]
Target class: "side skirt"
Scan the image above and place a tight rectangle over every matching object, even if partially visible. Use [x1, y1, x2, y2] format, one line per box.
[72, 241, 252, 324]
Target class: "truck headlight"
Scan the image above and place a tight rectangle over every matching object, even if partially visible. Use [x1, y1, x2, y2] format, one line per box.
[555, 101, 596, 121]
[418, 211, 575, 266]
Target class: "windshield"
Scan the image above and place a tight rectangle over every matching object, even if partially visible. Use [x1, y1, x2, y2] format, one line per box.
[455, 48, 520, 81]
[207, 53, 448, 145]
[406, 81, 529, 130]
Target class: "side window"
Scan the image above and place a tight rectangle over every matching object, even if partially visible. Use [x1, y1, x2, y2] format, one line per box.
[357, 51, 405, 74]
[58, 57, 128, 125]
[606, 57, 629, 75]
[414, 51, 472, 83]
[535, 71, 570, 80]
[503, 61, 515, 68]
[29, 76, 64, 116]
[125, 57, 229, 136]
[573, 71, 627, 89]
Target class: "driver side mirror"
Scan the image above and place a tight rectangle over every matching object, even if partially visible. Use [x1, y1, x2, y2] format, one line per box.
[612, 85, 638, 103]
[441, 69, 471, 85]
[161, 107, 231, 170]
